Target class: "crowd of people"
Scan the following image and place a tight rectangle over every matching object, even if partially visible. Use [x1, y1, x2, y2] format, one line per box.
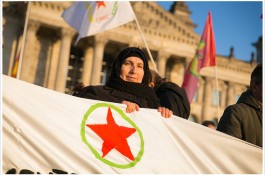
[73, 47, 262, 148]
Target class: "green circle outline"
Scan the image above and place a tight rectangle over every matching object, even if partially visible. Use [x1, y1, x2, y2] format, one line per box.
[80, 103, 144, 169]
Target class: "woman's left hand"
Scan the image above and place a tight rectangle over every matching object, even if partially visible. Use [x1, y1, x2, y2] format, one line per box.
[158, 107, 173, 118]
[122, 101, 140, 113]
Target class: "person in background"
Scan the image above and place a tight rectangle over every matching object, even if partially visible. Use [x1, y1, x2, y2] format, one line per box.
[73, 47, 172, 118]
[149, 69, 190, 119]
[202, 120, 216, 130]
[217, 63, 262, 147]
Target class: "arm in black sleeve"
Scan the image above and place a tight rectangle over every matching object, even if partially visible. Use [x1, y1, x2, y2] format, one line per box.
[217, 105, 242, 139]
[156, 82, 190, 119]
[73, 86, 100, 100]
[159, 91, 189, 119]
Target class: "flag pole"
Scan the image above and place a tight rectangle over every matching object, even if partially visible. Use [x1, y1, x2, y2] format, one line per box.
[214, 65, 220, 119]
[210, 11, 220, 120]
[7, 41, 17, 76]
[130, 6, 158, 73]
[16, 1, 31, 79]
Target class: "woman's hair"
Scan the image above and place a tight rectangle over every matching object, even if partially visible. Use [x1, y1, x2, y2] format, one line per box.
[109, 47, 150, 84]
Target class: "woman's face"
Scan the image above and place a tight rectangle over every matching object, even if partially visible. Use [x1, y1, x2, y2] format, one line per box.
[120, 56, 144, 83]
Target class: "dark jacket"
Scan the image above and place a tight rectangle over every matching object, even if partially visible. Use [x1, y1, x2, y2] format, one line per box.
[155, 82, 190, 119]
[75, 85, 159, 109]
[217, 89, 262, 147]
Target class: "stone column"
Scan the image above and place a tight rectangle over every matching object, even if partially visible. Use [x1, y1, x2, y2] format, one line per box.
[198, 77, 205, 103]
[2, 16, 19, 75]
[221, 84, 227, 107]
[226, 82, 234, 106]
[2, 17, 6, 47]
[47, 39, 60, 90]
[90, 35, 107, 85]
[201, 77, 212, 121]
[20, 21, 40, 82]
[55, 28, 75, 92]
[82, 46, 94, 86]
[157, 51, 169, 77]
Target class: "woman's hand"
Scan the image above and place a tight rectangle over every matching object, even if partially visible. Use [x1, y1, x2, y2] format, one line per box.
[158, 107, 173, 118]
[122, 101, 140, 113]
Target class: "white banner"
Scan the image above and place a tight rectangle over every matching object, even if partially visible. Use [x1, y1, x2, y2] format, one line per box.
[62, 1, 134, 43]
[2, 75, 262, 174]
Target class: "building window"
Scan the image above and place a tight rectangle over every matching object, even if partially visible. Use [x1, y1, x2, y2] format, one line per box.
[212, 117, 218, 126]
[101, 53, 115, 85]
[65, 46, 84, 94]
[101, 61, 108, 85]
[188, 114, 198, 123]
[235, 94, 240, 103]
[192, 91, 198, 102]
[212, 90, 221, 106]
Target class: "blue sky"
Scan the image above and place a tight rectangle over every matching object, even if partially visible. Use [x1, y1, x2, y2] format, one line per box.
[156, 1, 263, 62]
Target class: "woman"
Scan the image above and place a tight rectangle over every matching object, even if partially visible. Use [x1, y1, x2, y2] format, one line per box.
[73, 47, 172, 118]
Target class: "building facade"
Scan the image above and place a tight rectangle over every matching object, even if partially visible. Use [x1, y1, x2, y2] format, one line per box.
[2, 1, 260, 124]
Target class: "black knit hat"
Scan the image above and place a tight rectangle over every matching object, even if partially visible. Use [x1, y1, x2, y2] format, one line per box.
[110, 47, 150, 84]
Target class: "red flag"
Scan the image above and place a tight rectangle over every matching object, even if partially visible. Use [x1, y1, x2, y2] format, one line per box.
[11, 51, 20, 78]
[182, 12, 216, 103]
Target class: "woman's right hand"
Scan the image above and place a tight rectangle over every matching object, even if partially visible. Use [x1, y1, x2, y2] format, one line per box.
[122, 101, 140, 113]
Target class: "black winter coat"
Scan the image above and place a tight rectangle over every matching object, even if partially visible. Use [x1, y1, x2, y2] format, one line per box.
[217, 89, 262, 147]
[75, 85, 159, 109]
[155, 82, 190, 119]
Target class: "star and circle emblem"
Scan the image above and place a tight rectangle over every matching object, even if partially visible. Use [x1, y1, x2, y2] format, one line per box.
[81, 103, 144, 168]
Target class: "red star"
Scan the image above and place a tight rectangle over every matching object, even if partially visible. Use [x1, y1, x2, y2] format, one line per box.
[87, 107, 136, 161]
[96, 1, 106, 9]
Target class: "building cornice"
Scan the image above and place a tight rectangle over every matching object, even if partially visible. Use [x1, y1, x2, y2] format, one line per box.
[131, 2, 200, 44]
